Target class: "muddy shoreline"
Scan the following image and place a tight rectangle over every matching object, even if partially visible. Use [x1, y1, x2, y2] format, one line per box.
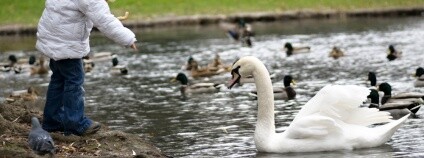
[0, 99, 170, 157]
[0, 7, 423, 36]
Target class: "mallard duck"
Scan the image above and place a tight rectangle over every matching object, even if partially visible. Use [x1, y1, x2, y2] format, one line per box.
[1, 55, 22, 74]
[30, 56, 49, 75]
[284, 42, 311, 57]
[171, 72, 222, 96]
[190, 61, 222, 78]
[227, 56, 409, 153]
[83, 56, 95, 73]
[6, 87, 39, 103]
[183, 57, 196, 71]
[28, 55, 37, 65]
[414, 67, 424, 87]
[219, 20, 254, 47]
[368, 89, 417, 119]
[387, 45, 402, 61]
[367, 72, 384, 100]
[110, 55, 128, 75]
[377, 82, 423, 114]
[249, 75, 296, 100]
[329, 46, 345, 59]
[208, 54, 232, 73]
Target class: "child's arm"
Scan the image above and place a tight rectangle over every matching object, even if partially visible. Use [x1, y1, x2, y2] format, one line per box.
[77, 0, 136, 47]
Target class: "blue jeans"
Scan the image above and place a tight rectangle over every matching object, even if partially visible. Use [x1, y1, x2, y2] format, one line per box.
[42, 59, 92, 136]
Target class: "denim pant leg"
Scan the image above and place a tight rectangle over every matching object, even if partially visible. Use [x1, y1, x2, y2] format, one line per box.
[43, 59, 65, 132]
[56, 59, 92, 135]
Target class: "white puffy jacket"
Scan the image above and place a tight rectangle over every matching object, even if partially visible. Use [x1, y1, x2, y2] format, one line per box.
[36, 0, 136, 60]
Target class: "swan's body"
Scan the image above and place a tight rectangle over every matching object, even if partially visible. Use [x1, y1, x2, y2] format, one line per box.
[228, 56, 409, 153]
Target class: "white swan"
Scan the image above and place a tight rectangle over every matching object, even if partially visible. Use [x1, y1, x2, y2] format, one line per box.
[227, 56, 409, 153]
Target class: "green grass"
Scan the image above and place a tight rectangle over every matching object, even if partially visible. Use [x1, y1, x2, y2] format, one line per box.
[1, 0, 424, 26]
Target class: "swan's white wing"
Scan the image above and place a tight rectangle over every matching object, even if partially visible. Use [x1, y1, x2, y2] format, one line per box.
[286, 114, 343, 139]
[293, 85, 392, 126]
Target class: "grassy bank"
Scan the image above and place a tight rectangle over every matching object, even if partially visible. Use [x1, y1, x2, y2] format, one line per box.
[1, 0, 424, 26]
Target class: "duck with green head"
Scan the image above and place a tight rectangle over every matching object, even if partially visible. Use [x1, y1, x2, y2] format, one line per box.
[386, 45, 402, 61]
[284, 42, 311, 57]
[367, 72, 384, 100]
[1, 55, 22, 74]
[172, 72, 222, 96]
[110, 55, 128, 75]
[367, 88, 414, 119]
[414, 67, 424, 87]
[377, 82, 423, 114]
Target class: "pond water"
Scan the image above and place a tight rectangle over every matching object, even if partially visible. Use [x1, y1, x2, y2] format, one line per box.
[1, 16, 424, 157]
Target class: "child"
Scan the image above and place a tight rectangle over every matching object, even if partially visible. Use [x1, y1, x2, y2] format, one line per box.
[36, 0, 137, 136]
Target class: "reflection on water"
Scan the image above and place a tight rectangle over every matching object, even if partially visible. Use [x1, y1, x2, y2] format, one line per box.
[1, 17, 424, 157]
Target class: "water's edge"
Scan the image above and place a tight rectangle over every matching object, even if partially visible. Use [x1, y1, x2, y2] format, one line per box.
[0, 7, 423, 36]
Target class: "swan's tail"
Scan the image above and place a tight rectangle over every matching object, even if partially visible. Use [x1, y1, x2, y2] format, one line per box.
[372, 113, 410, 146]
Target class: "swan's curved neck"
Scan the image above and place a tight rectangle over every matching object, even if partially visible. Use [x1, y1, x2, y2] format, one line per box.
[253, 61, 276, 140]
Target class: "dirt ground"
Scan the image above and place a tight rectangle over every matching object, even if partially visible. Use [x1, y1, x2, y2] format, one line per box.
[0, 98, 169, 157]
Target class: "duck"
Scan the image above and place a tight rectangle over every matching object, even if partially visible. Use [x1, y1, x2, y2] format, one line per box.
[190, 60, 223, 78]
[367, 89, 417, 119]
[110, 55, 128, 75]
[83, 56, 95, 73]
[377, 82, 423, 114]
[249, 75, 296, 100]
[227, 56, 409, 153]
[386, 45, 402, 61]
[414, 67, 424, 87]
[219, 20, 254, 47]
[6, 87, 39, 103]
[183, 56, 197, 71]
[367, 72, 384, 101]
[329, 46, 345, 59]
[171, 72, 222, 96]
[1, 55, 22, 74]
[208, 54, 232, 73]
[283, 42, 311, 57]
[30, 56, 49, 75]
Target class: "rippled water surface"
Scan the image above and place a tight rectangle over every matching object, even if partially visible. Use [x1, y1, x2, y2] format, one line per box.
[1, 17, 424, 157]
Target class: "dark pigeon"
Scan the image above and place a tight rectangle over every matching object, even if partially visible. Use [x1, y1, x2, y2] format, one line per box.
[28, 117, 56, 156]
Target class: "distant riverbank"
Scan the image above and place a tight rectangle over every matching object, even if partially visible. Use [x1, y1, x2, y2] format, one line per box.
[0, 6, 423, 36]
